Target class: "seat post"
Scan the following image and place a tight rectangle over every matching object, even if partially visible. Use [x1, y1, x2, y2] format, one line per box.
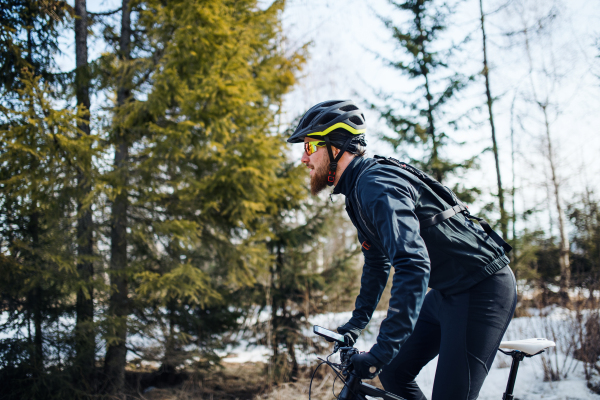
[503, 351, 525, 400]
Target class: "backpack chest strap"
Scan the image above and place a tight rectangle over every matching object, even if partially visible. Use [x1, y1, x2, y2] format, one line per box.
[420, 204, 468, 229]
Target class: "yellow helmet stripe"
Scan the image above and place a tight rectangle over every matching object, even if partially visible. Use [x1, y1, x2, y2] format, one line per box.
[306, 122, 366, 138]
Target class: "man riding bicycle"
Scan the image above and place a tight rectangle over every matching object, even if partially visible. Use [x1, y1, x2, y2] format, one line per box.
[289, 100, 517, 400]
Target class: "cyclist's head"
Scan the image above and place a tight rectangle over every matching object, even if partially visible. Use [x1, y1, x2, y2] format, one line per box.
[290, 100, 367, 193]
[288, 100, 367, 154]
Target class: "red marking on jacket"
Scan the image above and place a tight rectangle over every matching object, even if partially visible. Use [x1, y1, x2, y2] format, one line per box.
[362, 241, 371, 250]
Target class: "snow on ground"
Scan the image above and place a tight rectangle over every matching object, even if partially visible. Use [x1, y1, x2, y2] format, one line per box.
[223, 308, 600, 399]
[2, 305, 596, 398]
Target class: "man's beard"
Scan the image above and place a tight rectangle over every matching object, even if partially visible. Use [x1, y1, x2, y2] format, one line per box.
[310, 160, 330, 195]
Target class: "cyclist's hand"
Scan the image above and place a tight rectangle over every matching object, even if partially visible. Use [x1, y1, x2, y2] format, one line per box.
[337, 322, 362, 346]
[350, 352, 383, 380]
[341, 332, 356, 347]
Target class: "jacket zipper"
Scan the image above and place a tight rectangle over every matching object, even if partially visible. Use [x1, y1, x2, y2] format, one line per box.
[353, 188, 376, 238]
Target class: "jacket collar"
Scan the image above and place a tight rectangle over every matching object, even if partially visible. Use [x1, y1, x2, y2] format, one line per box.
[332, 156, 376, 196]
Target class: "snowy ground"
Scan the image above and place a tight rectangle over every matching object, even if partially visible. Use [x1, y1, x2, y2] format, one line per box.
[223, 309, 600, 400]
[2, 306, 597, 398]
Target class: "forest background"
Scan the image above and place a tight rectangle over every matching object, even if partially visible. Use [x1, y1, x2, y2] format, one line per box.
[1, 0, 599, 399]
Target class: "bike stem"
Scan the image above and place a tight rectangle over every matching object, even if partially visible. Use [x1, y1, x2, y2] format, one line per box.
[503, 351, 525, 400]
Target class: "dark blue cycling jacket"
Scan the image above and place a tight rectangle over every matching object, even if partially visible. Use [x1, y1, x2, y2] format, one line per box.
[332, 156, 510, 365]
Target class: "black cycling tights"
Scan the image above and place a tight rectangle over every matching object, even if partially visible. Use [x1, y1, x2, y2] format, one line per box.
[379, 266, 517, 400]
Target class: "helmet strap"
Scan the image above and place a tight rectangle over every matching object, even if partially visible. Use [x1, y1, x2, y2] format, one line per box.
[324, 136, 353, 187]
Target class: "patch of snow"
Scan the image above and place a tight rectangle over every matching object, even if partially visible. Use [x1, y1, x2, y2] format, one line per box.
[222, 310, 600, 399]
[221, 345, 271, 364]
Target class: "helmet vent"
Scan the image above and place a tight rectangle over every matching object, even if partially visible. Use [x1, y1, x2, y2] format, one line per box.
[349, 116, 364, 125]
[321, 101, 342, 108]
[340, 105, 359, 112]
[317, 113, 339, 126]
[301, 111, 320, 128]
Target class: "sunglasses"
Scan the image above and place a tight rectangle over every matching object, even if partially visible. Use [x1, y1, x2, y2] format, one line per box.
[304, 141, 326, 156]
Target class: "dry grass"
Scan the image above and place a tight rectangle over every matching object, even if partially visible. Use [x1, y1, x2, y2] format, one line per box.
[133, 363, 268, 400]
[129, 361, 384, 400]
[255, 368, 384, 400]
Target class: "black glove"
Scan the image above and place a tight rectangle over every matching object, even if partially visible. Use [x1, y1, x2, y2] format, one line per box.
[337, 322, 362, 346]
[350, 352, 384, 380]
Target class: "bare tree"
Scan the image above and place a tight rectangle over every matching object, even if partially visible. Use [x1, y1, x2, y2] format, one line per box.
[509, 93, 517, 261]
[513, 1, 571, 303]
[539, 101, 571, 303]
[479, 0, 508, 240]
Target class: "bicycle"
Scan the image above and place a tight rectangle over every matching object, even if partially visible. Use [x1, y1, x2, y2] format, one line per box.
[311, 325, 555, 400]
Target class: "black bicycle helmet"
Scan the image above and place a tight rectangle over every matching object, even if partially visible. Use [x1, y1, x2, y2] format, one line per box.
[287, 100, 366, 143]
[289, 100, 367, 186]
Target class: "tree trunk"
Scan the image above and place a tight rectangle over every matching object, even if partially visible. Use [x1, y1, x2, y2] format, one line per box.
[104, 0, 131, 395]
[74, 0, 95, 389]
[271, 246, 281, 361]
[24, 8, 44, 379]
[32, 285, 43, 376]
[510, 95, 517, 264]
[161, 302, 177, 378]
[266, 261, 274, 388]
[415, 9, 440, 183]
[541, 104, 570, 304]
[288, 336, 298, 381]
[28, 210, 44, 377]
[479, 0, 508, 240]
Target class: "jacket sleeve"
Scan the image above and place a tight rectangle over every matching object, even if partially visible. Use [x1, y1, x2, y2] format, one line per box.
[347, 230, 392, 331]
[357, 168, 431, 365]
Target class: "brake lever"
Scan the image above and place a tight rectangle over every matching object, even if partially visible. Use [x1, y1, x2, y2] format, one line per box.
[333, 341, 341, 353]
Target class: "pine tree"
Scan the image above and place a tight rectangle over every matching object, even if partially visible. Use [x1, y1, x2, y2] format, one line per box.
[103, 0, 132, 392]
[0, 69, 96, 398]
[233, 158, 361, 383]
[1, 1, 309, 396]
[0, 2, 104, 397]
[0, 0, 91, 391]
[377, 0, 474, 187]
[263, 192, 360, 383]
[97, 0, 306, 393]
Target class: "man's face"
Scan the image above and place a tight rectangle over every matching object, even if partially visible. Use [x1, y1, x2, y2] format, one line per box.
[301, 138, 331, 195]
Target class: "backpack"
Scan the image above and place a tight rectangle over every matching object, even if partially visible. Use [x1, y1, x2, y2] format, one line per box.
[373, 155, 512, 254]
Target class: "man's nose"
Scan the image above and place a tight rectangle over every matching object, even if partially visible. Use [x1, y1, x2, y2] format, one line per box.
[301, 150, 310, 164]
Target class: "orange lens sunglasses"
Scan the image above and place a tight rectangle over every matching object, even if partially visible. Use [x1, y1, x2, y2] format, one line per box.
[304, 141, 326, 156]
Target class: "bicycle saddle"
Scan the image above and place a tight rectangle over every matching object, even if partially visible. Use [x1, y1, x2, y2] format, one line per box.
[499, 338, 556, 355]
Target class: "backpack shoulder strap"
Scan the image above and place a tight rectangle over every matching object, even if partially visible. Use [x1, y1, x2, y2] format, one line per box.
[373, 155, 457, 207]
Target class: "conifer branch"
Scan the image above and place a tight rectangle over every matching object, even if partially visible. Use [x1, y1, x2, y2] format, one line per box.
[89, 8, 122, 17]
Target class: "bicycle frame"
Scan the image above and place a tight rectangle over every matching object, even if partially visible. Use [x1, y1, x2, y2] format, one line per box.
[312, 326, 548, 400]
[338, 373, 405, 400]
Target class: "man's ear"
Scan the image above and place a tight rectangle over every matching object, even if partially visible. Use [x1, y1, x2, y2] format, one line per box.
[332, 146, 340, 158]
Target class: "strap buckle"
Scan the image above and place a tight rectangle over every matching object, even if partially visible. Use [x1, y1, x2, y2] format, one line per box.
[327, 170, 336, 184]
